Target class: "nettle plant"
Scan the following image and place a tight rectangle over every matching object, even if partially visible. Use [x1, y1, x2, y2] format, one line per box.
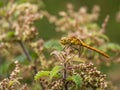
[35, 3, 120, 90]
[0, 1, 120, 90]
[0, 2, 44, 90]
[44, 3, 120, 65]
[35, 46, 108, 90]
[0, 2, 42, 62]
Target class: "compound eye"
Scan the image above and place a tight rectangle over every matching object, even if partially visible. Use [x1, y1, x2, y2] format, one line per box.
[60, 37, 67, 45]
[61, 37, 67, 40]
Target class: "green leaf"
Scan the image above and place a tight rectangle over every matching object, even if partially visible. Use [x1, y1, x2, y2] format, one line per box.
[93, 32, 109, 41]
[107, 43, 120, 51]
[7, 62, 16, 74]
[7, 31, 15, 38]
[34, 83, 42, 90]
[44, 40, 63, 51]
[100, 43, 120, 52]
[15, 54, 29, 64]
[67, 75, 82, 89]
[86, 23, 100, 30]
[0, 61, 10, 77]
[34, 71, 50, 81]
[50, 66, 63, 80]
[98, 34, 109, 41]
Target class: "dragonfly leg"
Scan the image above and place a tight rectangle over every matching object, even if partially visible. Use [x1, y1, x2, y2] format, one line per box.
[71, 45, 83, 57]
[78, 45, 84, 57]
[63, 44, 72, 51]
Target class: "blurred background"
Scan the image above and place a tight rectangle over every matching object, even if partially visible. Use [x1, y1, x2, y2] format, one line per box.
[37, 0, 120, 44]
[1, 0, 120, 43]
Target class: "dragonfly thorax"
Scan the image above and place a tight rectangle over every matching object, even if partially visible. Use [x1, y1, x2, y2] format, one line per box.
[60, 37, 82, 45]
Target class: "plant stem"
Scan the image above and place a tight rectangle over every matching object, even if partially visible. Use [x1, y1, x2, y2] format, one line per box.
[40, 82, 45, 90]
[63, 62, 68, 90]
[81, 86, 86, 90]
[18, 41, 32, 61]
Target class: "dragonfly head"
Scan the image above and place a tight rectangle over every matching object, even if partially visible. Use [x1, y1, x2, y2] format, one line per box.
[60, 37, 69, 45]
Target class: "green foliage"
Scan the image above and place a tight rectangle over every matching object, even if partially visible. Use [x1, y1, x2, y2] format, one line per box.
[99, 43, 120, 56]
[0, 61, 10, 77]
[34, 71, 50, 81]
[7, 31, 15, 38]
[15, 55, 29, 64]
[86, 23, 100, 30]
[106, 43, 120, 51]
[97, 33, 109, 41]
[44, 40, 63, 51]
[34, 66, 63, 81]
[7, 62, 16, 74]
[49, 66, 63, 80]
[67, 75, 82, 89]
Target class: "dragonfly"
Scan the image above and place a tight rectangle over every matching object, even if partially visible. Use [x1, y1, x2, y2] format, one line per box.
[60, 37, 109, 58]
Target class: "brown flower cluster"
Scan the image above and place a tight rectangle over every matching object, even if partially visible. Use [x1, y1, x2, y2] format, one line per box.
[0, 61, 21, 90]
[50, 79, 63, 90]
[51, 50, 107, 89]
[54, 4, 108, 45]
[73, 63, 107, 89]
[21, 83, 27, 90]
[39, 78, 63, 90]
[0, 3, 43, 42]
[30, 39, 44, 54]
[44, 4, 112, 63]
[56, 4, 100, 32]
